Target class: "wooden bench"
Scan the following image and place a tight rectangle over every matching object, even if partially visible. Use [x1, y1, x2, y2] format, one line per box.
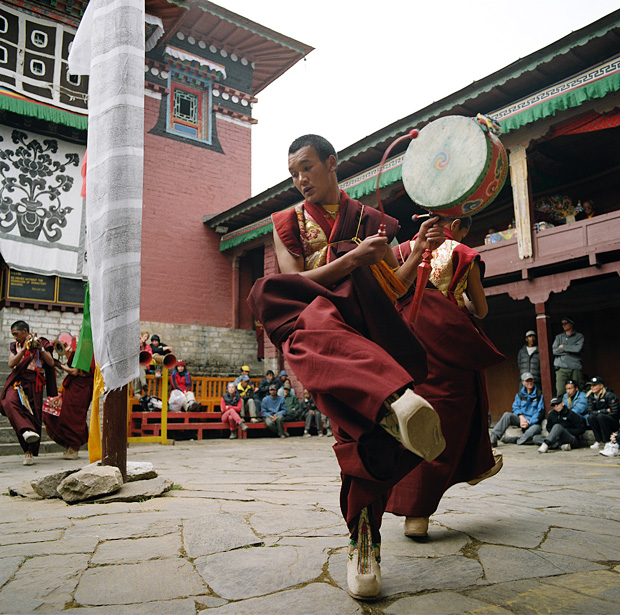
[128, 375, 261, 412]
[129, 411, 230, 440]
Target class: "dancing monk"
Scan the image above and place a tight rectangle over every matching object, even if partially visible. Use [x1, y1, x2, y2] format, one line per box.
[248, 134, 445, 600]
[387, 217, 504, 537]
[0, 320, 57, 465]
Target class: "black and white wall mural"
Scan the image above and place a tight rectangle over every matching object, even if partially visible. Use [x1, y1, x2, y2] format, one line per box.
[0, 126, 86, 278]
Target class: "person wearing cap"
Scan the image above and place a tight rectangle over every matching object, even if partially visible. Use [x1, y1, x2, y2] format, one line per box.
[490, 372, 545, 446]
[233, 365, 252, 386]
[552, 317, 585, 395]
[236, 374, 258, 423]
[537, 396, 586, 453]
[281, 383, 301, 421]
[562, 380, 588, 425]
[260, 383, 288, 438]
[517, 330, 541, 392]
[169, 361, 200, 411]
[586, 377, 619, 451]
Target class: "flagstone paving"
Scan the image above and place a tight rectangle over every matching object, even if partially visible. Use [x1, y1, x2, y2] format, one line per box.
[0, 438, 619, 614]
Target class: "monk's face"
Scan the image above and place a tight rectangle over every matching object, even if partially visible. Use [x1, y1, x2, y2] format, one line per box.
[11, 327, 29, 344]
[288, 146, 338, 206]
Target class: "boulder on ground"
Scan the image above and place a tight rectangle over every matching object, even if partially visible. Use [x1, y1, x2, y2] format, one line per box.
[57, 465, 123, 503]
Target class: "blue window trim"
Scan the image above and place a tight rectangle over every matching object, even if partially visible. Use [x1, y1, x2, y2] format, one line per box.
[165, 68, 212, 145]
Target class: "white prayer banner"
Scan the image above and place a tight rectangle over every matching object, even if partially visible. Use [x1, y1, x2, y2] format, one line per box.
[69, 0, 144, 391]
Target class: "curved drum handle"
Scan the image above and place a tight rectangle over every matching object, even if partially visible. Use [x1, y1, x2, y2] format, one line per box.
[375, 129, 419, 234]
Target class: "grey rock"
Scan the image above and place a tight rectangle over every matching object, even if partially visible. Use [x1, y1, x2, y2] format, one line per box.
[201, 582, 362, 615]
[125, 461, 158, 482]
[74, 559, 207, 605]
[183, 513, 262, 558]
[57, 465, 123, 503]
[92, 477, 169, 503]
[30, 470, 78, 498]
[543, 570, 620, 603]
[7, 481, 42, 499]
[195, 545, 327, 600]
[0, 536, 99, 558]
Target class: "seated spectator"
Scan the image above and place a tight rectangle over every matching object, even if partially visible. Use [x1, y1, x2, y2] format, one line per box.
[300, 390, 322, 437]
[169, 361, 200, 412]
[586, 377, 620, 451]
[277, 369, 288, 388]
[490, 372, 544, 446]
[600, 431, 619, 458]
[278, 377, 293, 397]
[281, 383, 300, 420]
[537, 396, 586, 453]
[517, 330, 541, 391]
[256, 370, 275, 403]
[234, 365, 251, 386]
[150, 334, 173, 356]
[576, 199, 595, 221]
[563, 379, 588, 425]
[261, 384, 288, 438]
[237, 374, 258, 422]
[220, 382, 247, 439]
[148, 334, 173, 375]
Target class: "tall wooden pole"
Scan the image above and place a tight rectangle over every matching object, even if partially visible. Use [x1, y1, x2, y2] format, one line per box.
[102, 384, 128, 481]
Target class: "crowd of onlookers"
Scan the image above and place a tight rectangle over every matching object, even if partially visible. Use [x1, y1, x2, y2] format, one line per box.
[492, 318, 619, 457]
[220, 366, 332, 439]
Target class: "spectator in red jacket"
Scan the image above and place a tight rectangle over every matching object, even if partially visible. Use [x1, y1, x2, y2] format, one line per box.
[221, 382, 248, 439]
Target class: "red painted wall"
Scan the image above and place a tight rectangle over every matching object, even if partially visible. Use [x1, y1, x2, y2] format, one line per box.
[140, 97, 251, 326]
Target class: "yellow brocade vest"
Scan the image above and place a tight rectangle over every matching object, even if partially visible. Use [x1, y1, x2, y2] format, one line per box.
[423, 239, 473, 307]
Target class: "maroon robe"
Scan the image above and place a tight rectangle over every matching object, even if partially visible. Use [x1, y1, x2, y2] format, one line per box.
[386, 236, 504, 518]
[0, 339, 57, 455]
[44, 351, 94, 451]
[248, 191, 428, 539]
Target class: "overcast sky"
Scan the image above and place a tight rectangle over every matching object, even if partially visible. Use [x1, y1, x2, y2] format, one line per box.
[217, 1, 619, 196]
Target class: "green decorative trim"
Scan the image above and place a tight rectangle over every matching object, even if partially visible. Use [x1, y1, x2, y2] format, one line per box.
[219, 219, 274, 251]
[345, 163, 403, 200]
[0, 94, 87, 130]
[495, 66, 620, 134]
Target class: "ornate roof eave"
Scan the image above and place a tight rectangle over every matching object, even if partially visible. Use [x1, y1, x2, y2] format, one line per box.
[206, 9, 620, 233]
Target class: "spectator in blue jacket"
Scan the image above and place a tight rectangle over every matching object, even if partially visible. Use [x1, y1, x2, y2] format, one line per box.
[260, 384, 288, 438]
[563, 380, 588, 425]
[490, 372, 545, 446]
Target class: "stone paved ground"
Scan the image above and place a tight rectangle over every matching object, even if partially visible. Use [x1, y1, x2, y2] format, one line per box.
[1, 437, 619, 614]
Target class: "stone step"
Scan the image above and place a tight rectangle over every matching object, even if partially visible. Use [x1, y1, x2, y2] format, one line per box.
[0, 440, 63, 456]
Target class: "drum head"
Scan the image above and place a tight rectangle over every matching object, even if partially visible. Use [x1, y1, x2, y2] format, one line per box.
[402, 116, 491, 212]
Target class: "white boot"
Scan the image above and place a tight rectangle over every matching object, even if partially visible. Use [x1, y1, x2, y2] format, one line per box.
[347, 508, 381, 600]
[537, 442, 549, 454]
[382, 389, 445, 461]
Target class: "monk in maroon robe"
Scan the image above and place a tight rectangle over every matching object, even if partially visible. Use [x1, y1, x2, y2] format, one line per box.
[44, 345, 94, 460]
[0, 320, 57, 465]
[248, 134, 445, 600]
[386, 218, 504, 537]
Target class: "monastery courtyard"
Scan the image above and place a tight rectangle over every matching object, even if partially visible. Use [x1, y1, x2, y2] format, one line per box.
[0, 437, 619, 614]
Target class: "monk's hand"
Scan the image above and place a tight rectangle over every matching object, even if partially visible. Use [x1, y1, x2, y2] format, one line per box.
[415, 216, 444, 251]
[352, 234, 390, 266]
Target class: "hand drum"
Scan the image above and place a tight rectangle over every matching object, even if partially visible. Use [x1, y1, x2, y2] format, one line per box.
[401, 115, 508, 218]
